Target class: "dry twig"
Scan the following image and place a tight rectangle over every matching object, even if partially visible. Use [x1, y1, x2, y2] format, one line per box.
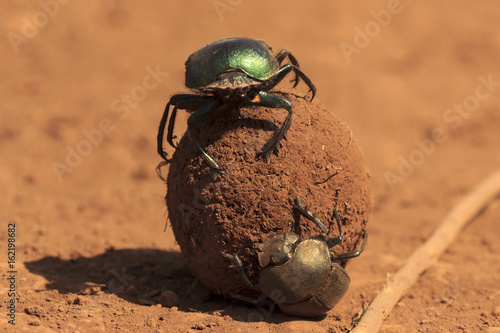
[351, 169, 500, 333]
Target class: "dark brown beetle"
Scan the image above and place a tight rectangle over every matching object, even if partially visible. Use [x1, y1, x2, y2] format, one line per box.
[226, 197, 367, 317]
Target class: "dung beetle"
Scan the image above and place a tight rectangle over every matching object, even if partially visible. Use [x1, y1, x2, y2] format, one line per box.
[157, 37, 316, 170]
[225, 197, 367, 317]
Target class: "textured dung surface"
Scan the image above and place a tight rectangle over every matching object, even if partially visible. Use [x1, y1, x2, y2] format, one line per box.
[166, 93, 372, 296]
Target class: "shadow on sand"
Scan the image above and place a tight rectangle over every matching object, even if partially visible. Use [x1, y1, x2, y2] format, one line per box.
[24, 248, 311, 323]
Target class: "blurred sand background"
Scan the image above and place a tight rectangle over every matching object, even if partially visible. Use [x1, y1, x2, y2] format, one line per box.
[1, 1, 500, 332]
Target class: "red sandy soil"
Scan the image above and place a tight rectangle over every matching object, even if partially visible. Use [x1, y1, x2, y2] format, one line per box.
[1, 2, 500, 332]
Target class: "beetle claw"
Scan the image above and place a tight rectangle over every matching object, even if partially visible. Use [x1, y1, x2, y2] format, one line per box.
[309, 89, 316, 101]
[155, 160, 171, 181]
[256, 150, 272, 163]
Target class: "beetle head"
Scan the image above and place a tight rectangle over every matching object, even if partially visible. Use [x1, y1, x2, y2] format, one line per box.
[258, 232, 300, 268]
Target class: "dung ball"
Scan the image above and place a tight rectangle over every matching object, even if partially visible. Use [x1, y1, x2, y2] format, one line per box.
[165, 93, 372, 297]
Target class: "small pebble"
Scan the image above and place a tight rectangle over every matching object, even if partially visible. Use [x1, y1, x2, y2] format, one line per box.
[138, 298, 156, 306]
[158, 290, 179, 307]
[126, 284, 138, 296]
[493, 306, 500, 317]
[24, 306, 45, 317]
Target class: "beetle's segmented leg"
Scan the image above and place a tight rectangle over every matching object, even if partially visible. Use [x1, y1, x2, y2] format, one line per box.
[155, 160, 170, 182]
[265, 64, 317, 101]
[157, 101, 174, 161]
[247, 91, 293, 162]
[167, 103, 192, 148]
[157, 94, 208, 161]
[228, 292, 276, 314]
[328, 209, 345, 247]
[292, 197, 347, 249]
[331, 230, 368, 261]
[166, 106, 179, 148]
[187, 128, 221, 171]
[224, 253, 259, 291]
[229, 292, 259, 304]
[292, 197, 327, 234]
[186, 99, 226, 171]
[275, 49, 301, 87]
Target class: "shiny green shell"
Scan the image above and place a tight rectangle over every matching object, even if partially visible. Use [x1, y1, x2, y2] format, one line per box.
[184, 37, 279, 89]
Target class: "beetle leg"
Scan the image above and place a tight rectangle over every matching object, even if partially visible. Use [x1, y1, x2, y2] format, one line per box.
[292, 197, 327, 235]
[157, 94, 205, 161]
[228, 292, 260, 304]
[166, 105, 180, 148]
[275, 49, 301, 87]
[157, 101, 174, 160]
[317, 208, 345, 249]
[327, 209, 345, 248]
[187, 99, 225, 171]
[224, 253, 259, 291]
[331, 230, 368, 261]
[225, 253, 277, 313]
[265, 64, 317, 101]
[292, 197, 349, 249]
[168, 98, 209, 147]
[228, 292, 276, 315]
[246, 91, 293, 162]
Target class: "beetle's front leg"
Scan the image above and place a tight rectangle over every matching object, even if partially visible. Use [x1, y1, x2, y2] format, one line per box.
[331, 230, 368, 261]
[266, 64, 316, 101]
[292, 197, 349, 249]
[276, 49, 301, 87]
[225, 253, 276, 313]
[246, 91, 293, 163]
[224, 253, 259, 291]
[292, 197, 327, 235]
[187, 100, 225, 171]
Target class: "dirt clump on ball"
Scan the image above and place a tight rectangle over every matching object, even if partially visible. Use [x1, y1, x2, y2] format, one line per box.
[166, 93, 372, 297]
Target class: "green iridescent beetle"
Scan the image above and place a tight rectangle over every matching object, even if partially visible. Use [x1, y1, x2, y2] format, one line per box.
[157, 37, 316, 170]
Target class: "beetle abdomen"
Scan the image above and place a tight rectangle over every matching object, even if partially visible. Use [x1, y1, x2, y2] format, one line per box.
[311, 264, 350, 311]
[277, 264, 351, 317]
[259, 239, 331, 305]
[203, 71, 262, 92]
